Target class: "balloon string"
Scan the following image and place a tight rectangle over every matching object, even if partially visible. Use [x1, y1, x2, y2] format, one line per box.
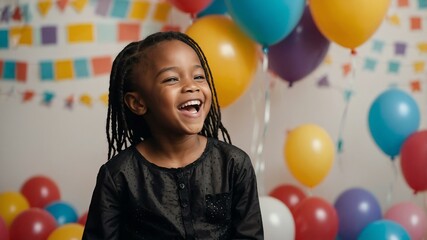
[386, 160, 398, 208]
[254, 48, 271, 196]
[336, 51, 356, 171]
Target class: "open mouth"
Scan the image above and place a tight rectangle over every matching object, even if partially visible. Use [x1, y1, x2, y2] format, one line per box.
[179, 100, 201, 113]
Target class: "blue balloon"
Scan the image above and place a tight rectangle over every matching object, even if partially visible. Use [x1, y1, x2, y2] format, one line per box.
[225, 0, 305, 47]
[368, 88, 420, 159]
[358, 220, 410, 240]
[45, 201, 78, 226]
[197, 0, 227, 18]
[334, 188, 382, 240]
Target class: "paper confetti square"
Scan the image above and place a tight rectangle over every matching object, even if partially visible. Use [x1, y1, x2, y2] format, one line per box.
[0, 29, 8, 49]
[96, 23, 116, 43]
[41, 25, 57, 45]
[388, 61, 400, 73]
[40, 61, 54, 81]
[67, 23, 94, 43]
[74, 58, 89, 78]
[153, 2, 171, 22]
[95, 0, 112, 16]
[55, 60, 73, 80]
[118, 23, 140, 41]
[91, 56, 112, 76]
[110, 0, 130, 18]
[16, 62, 27, 82]
[129, 1, 150, 20]
[3, 61, 16, 80]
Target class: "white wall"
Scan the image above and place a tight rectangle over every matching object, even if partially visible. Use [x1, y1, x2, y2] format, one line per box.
[1, 0, 426, 218]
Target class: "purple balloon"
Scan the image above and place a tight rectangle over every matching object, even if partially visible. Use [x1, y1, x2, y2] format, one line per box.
[268, 6, 329, 87]
[334, 188, 382, 240]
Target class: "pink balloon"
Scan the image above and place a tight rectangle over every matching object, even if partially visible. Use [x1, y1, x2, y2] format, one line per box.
[384, 201, 427, 240]
[0, 216, 9, 240]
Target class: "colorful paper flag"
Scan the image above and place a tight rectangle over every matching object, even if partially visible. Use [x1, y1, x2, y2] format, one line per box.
[67, 23, 94, 43]
[37, 0, 53, 17]
[129, 1, 150, 20]
[388, 60, 401, 73]
[91, 56, 112, 76]
[410, 80, 421, 92]
[70, 0, 88, 12]
[153, 2, 172, 22]
[55, 60, 73, 80]
[40, 61, 54, 81]
[118, 23, 140, 41]
[413, 61, 425, 73]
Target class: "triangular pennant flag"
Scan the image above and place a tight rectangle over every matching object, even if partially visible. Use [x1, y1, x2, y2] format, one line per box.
[1, 6, 10, 22]
[70, 0, 88, 13]
[410, 80, 421, 92]
[12, 6, 22, 21]
[37, 0, 53, 17]
[65, 95, 74, 109]
[342, 63, 352, 76]
[22, 90, 35, 102]
[317, 75, 329, 87]
[21, 4, 31, 22]
[57, 0, 69, 11]
[42, 91, 55, 105]
[80, 93, 92, 107]
[99, 93, 108, 106]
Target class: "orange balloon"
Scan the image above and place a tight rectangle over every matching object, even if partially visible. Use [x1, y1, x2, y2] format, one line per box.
[186, 15, 258, 108]
[0, 191, 30, 226]
[309, 0, 390, 50]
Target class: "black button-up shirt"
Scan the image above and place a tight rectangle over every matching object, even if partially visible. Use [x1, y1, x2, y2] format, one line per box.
[83, 138, 264, 239]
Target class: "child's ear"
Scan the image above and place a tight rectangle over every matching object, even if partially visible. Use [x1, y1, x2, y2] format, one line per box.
[124, 92, 147, 115]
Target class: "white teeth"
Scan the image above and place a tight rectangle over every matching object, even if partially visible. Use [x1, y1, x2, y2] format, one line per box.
[179, 100, 201, 109]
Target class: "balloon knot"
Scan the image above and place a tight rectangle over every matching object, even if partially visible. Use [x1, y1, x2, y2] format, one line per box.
[351, 49, 357, 56]
[413, 190, 418, 195]
[262, 46, 269, 55]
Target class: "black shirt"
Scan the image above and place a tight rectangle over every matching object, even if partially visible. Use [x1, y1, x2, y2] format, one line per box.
[83, 138, 264, 240]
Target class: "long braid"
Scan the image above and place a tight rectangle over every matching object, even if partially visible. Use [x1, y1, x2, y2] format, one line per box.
[106, 31, 231, 160]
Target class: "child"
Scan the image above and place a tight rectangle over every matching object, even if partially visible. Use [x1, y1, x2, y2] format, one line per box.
[83, 31, 264, 240]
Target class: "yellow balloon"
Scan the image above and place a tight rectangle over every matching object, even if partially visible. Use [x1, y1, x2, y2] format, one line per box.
[48, 223, 84, 240]
[309, 0, 390, 50]
[186, 15, 258, 108]
[284, 124, 335, 188]
[0, 191, 29, 226]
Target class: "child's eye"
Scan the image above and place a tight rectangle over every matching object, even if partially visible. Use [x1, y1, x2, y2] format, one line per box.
[163, 77, 178, 83]
[194, 75, 206, 81]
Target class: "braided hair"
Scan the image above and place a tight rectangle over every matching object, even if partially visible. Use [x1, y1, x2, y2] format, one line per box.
[106, 31, 231, 159]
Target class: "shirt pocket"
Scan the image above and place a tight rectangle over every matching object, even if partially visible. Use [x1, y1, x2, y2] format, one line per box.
[205, 192, 232, 224]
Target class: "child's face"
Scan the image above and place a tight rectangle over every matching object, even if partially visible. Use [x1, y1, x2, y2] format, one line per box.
[130, 40, 212, 137]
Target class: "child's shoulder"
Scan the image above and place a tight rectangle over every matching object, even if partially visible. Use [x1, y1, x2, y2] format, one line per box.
[210, 138, 251, 162]
[104, 146, 139, 171]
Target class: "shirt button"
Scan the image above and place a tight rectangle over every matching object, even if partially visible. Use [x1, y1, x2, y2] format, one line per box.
[179, 183, 185, 189]
[181, 202, 188, 208]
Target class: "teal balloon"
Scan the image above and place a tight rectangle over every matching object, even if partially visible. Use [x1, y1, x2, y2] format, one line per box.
[197, 0, 227, 18]
[358, 220, 410, 240]
[368, 88, 420, 159]
[225, 0, 305, 47]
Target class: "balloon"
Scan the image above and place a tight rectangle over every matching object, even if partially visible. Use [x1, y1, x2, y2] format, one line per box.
[197, 0, 227, 18]
[309, 0, 390, 50]
[384, 201, 427, 240]
[0, 191, 29, 226]
[78, 211, 88, 226]
[9, 208, 57, 240]
[225, 0, 305, 47]
[368, 88, 420, 159]
[284, 124, 335, 188]
[358, 220, 410, 240]
[45, 201, 78, 226]
[47, 223, 84, 240]
[269, 6, 329, 86]
[259, 196, 295, 239]
[269, 184, 306, 214]
[294, 197, 338, 240]
[186, 15, 258, 108]
[20, 175, 61, 208]
[334, 188, 382, 240]
[0, 216, 8, 240]
[167, 0, 212, 16]
[400, 130, 427, 193]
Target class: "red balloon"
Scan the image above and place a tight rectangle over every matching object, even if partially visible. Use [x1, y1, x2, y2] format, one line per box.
[269, 184, 306, 214]
[294, 197, 338, 240]
[0, 217, 8, 240]
[9, 208, 57, 240]
[400, 130, 427, 194]
[78, 211, 88, 226]
[167, 0, 213, 15]
[20, 175, 61, 208]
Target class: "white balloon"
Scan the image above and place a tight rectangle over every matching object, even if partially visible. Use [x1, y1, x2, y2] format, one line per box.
[260, 196, 295, 240]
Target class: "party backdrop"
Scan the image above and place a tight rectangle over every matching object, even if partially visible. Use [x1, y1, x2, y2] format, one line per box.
[0, 0, 426, 239]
